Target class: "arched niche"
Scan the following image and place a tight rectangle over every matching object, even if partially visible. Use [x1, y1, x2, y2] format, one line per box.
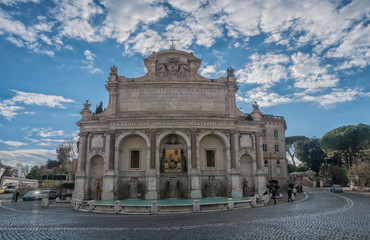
[159, 134, 187, 173]
[199, 135, 226, 171]
[118, 135, 148, 172]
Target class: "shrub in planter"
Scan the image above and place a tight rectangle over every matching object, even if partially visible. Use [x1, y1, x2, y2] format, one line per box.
[61, 182, 75, 189]
[288, 183, 295, 189]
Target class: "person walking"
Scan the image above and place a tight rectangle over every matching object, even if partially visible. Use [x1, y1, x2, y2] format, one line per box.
[287, 187, 293, 203]
[292, 186, 297, 200]
[271, 187, 277, 205]
[12, 190, 20, 202]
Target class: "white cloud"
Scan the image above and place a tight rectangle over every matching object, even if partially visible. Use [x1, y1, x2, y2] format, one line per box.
[10, 90, 74, 108]
[236, 53, 290, 87]
[53, 0, 104, 42]
[299, 88, 363, 108]
[0, 100, 24, 120]
[199, 64, 216, 78]
[0, 149, 56, 167]
[84, 49, 95, 60]
[101, 0, 167, 43]
[82, 50, 101, 74]
[0, 0, 40, 6]
[0, 139, 27, 147]
[124, 28, 167, 55]
[29, 128, 64, 138]
[236, 87, 291, 107]
[290, 52, 338, 92]
[0, 90, 75, 121]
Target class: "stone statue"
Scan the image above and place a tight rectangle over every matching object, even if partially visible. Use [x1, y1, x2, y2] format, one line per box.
[156, 62, 166, 77]
[205, 176, 219, 197]
[83, 100, 91, 110]
[252, 101, 259, 110]
[227, 67, 234, 78]
[95, 179, 102, 200]
[242, 178, 248, 197]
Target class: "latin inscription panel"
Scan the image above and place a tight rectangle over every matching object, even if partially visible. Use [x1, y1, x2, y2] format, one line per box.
[119, 88, 226, 112]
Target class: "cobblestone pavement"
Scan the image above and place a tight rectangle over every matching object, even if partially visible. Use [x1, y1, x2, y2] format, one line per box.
[1, 188, 369, 240]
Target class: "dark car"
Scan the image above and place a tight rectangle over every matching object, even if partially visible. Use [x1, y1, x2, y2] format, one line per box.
[330, 184, 343, 193]
[38, 190, 58, 200]
[295, 185, 303, 192]
[23, 190, 40, 201]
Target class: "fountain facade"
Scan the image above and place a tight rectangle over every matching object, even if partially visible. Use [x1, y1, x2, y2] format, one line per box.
[73, 47, 288, 201]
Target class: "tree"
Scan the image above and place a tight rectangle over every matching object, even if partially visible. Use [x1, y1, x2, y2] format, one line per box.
[3, 166, 14, 177]
[286, 136, 309, 167]
[95, 101, 103, 114]
[328, 165, 348, 186]
[296, 138, 326, 173]
[320, 123, 370, 167]
[26, 165, 42, 180]
[287, 162, 297, 173]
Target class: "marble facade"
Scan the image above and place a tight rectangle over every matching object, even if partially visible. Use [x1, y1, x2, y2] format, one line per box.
[72, 47, 287, 201]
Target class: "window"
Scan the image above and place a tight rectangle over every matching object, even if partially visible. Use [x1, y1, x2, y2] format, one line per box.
[276, 167, 281, 178]
[130, 150, 140, 168]
[264, 167, 269, 177]
[262, 130, 266, 138]
[263, 144, 267, 151]
[275, 144, 279, 152]
[206, 150, 215, 168]
[274, 130, 278, 139]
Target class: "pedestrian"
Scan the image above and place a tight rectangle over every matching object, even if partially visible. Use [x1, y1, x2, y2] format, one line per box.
[254, 192, 260, 203]
[12, 190, 20, 202]
[287, 188, 293, 202]
[263, 188, 268, 196]
[292, 186, 297, 199]
[271, 187, 277, 205]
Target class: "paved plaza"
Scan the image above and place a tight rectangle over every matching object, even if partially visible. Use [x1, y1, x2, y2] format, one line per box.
[0, 188, 369, 240]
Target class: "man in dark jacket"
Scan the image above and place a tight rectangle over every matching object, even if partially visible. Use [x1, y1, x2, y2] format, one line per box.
[287, 188, 293, 202]
[271, 187, 277, 205]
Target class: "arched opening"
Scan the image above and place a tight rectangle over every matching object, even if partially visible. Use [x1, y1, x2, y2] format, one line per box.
[116, 135, 148, 199]
[88, 155, 104, 200]
[199, 134, 227, 197]
[159, 134, 188, 199]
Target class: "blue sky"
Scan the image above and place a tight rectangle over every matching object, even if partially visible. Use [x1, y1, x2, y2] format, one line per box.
[0, 0, 369, 167]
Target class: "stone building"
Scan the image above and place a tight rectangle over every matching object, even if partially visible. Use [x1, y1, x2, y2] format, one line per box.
[72, 47, 288, 201]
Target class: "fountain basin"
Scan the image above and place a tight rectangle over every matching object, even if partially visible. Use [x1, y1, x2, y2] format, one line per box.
[72, 197, 255, 214]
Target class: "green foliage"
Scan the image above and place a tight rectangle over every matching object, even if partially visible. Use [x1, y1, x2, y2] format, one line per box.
[287, 162, 297, 173]
[26, 165, 42, 180]
[297, 165, 309, 172]
[3, 166, 14, 177]
[286, 136, 309, 167]
[57, 145, 72, 163]
[273, 184, 280, 189]
[320, 123, 370, 167]
[288, 183, 294, 188]
[95, 101, 103, 114]
[329, 165, 348, 186]
[296, 138, 326, 173]
[46, 159, 61, 169]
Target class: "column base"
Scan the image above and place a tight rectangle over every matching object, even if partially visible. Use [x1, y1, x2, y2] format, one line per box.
[231, 189, 242, 198]
[145, 191, 158, 200]
[190, 190, 202, 199]
[101, 191, 114, 200]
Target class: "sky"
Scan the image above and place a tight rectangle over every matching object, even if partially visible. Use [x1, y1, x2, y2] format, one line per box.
[0, 0, 369, 167]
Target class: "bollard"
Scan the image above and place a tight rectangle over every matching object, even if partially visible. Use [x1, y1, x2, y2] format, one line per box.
[41, 198, 49, 208]
[114, 200, 120, 214]
[150, 201, 158, 215]
[88, 200, 95, 212]
[228, 198, 234, 210]
[193, 200, 200, 213]
[251, 197, 257, 207]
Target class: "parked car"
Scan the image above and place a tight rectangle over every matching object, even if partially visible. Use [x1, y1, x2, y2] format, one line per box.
[4, 187, 15, 193]
[38, 190, 58, 200]
[295, 185, 303, 193]
[0, 187, 4, 194]
[330, 184, 343, 193]
[23, 190, 40, 201]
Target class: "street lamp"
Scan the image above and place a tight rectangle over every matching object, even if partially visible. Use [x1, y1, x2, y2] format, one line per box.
[269, 151, 276, 191]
